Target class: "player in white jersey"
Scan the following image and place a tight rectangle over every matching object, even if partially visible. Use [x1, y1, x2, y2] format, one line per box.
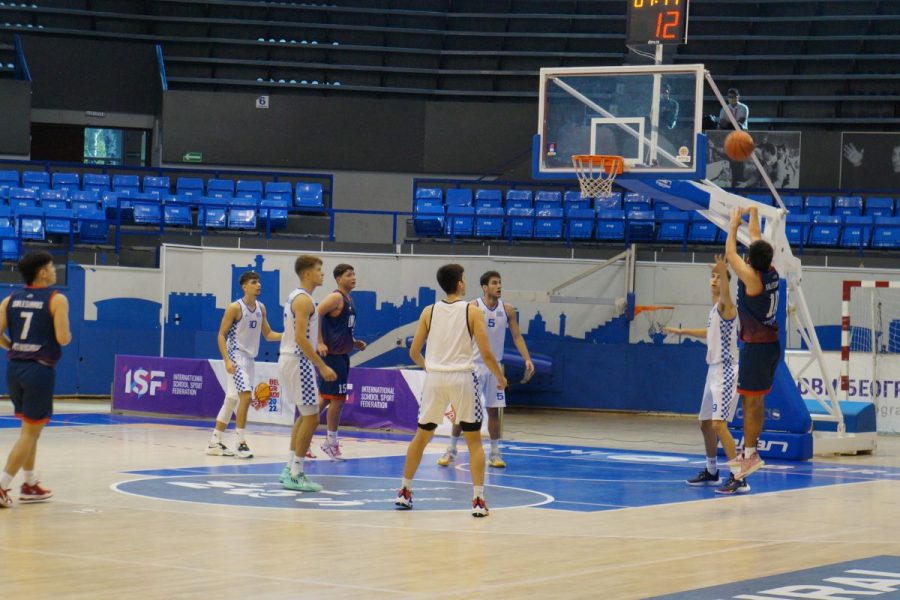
[278, 255, 336, 492]
[438, 270, 534, 469]
[207, 271, 281, 459]
[664, 256, 746, 493]
[395, 264, 507, 517]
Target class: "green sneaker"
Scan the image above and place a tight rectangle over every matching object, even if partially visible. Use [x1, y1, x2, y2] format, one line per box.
[282, 473, 323, 492]
[279, 466, 291, 484]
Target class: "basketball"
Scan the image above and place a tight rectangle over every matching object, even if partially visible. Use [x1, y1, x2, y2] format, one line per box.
[254, 381, 271, 403]
[724, 130, 755, 161]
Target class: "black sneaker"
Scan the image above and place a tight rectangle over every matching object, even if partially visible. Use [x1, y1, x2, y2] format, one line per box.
[686, 468, 720, 486]
[715, 474, 751, 495]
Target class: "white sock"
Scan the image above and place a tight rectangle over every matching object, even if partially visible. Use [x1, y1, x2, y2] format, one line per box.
[401, 478, 412, 490]
[490, 439, 499, 453]
[327, 431, 337, 445]
[23, 470, 37, 486]
[706, 457, 717, 475]
[473, 485, 485, 499]
[236, 428, 246, 443]
[0, 471, 12, 489]
[210, 429, 222, 443]
[448, 436, 460, 451]
[291, 456, 304, 477]
[287, 451, 295, 467]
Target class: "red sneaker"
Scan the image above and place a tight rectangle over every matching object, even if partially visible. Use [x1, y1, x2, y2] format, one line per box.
[0, 487, 11, 508]
[471, 496, 489, 518]
[20, 482, 53, 503]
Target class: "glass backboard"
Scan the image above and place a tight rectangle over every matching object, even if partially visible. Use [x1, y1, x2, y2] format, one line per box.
[537, 64, 704, 177]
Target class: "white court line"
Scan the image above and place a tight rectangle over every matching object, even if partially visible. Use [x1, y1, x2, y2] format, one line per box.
[457, 461, 687, 484]
[1, 545, 423, 597]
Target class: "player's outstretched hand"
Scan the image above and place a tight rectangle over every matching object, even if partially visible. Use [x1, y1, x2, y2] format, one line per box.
[353, 339, 367, 351]
[224, 357, 235, 374]
[711, 254, 728, 276]
[317, 342, 328, 357]
[729, 207, 743, 230]
[843, 143, 864, 167]
[320, 365, 337, 382]
[662, 326, 679, 335]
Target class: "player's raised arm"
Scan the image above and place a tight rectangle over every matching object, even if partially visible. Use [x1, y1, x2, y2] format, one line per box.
[469, 304, 507, 389]
[216, 302, 240, 374]
[725, 207, 761, 293]
[505, 303, 534, 377]
[50, 292, 71, 346]
[408, 306, 431, 370]
[293, 293, 336, 381]
[663, 326, 707, 339]
[259, 304, 282, 342]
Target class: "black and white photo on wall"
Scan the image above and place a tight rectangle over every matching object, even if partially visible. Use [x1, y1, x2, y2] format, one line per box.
[840, 132, 900, 190]
[706, 130, 801, 189]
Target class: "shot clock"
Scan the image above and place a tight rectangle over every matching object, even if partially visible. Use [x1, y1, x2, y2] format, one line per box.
[626, 0, 689, 45]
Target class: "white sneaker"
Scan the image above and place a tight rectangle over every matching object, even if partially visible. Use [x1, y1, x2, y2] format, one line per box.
[235, 441, 253, 459]
[321, 440, 345, 461]
[206, 441, 234, 456]
[437, 448, 457, 467]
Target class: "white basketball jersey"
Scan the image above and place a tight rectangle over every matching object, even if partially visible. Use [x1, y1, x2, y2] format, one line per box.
[280, 288, 318, 357]
[226, 299, 263, 358]
[472, 298, 507, 365]
[706, 304, 739, 366]
[425, 300, 475, 373]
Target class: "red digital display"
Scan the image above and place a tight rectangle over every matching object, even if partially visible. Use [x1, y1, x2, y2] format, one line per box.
[626, 0, 689, 45]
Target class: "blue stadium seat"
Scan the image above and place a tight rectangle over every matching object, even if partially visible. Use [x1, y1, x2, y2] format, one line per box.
[534, 191, 562, 211]
[163, 204, 192, 227]
[413, 205, 444, 237]
[595, 209, 625, 242]
[258, 199, 288, 230]
[871, 217, 900, 249]
[688, 219, 719, 244]
[563, 191, 591, 211]
[9, 188, 38, 210]
[474, 207, 503, 238]
[77, 210, 108, 244]
[626, 210, 655, 242]
[566, 208, 594, 240]
[0, 226, 19, 262]
[102, 191, 134, 222]
[39, 190, 68, 207]
[506, 190, 533, 210]
[45, 208, 74, 235]
[445, 188, 473, 208]
[507, 207, 534, 238]
[0, 171, 19, 188]
[82, 173, 111, 194]
[839, 216, 874, 249]
[595, 192, 623, 211]
[808, 215, 841, 247]
[623, 193, 651, 213]
[51, 172, 79, 194]
[15, 208, 45, 240]
[747, 193, 772, 205]
[0, 207, 12, 229]
[42, 199, 69, 212]
[70, 190, 100, 206]
[296, 182, 325, 211]
[781, 195, 804, 213]
[200, 200, 228, 229]
[445, 205, 475, 237]
[176, 177, 205, 198]
[786, 213, 811, 248]
[834, 196, 863, 218]
[656, 211, 690, 244]
[112, 174, 141, 196]
[415, 187, 442, 203]
[474, 189, 502, 210]
[264, 181, 293, 202]
[227, 206, 258, 230]
[534, 208, 564, 240]
[804, 195, 833, 217]
[864, 197, 895, 218]
[133, 198, 162, 226]
[143, 176, 170, 197]
[235, 180, 263, 201]
[415, 197, 443, 213]
[207, 179, 235, 199]
[22, 171, 49, 191]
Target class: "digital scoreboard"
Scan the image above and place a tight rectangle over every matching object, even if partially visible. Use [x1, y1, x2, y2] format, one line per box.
[626, 0, 689, 45]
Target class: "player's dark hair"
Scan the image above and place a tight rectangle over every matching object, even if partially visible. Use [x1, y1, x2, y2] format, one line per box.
[295, 254, 322, 276]
[239, 271, 260, 286]
[333, 263, 354, 279]
[480, 270, 501, 287]
[747, 240, 774, 272]
[761, 142, 776, 157]
[727, 88, 739, 97]
[18, 250, 54, 285]
[436, 264, 464, 295]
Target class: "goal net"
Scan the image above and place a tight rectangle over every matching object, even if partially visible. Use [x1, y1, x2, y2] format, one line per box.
[842, 280, 900, 431]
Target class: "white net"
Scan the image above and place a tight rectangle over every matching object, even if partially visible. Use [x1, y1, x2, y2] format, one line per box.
[848, 286, 900, 409]
[572, 155, 623, 199]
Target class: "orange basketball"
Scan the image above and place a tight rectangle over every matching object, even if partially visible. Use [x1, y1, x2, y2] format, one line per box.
[724, 130, 755, 162]
[254, 381, 271, 403]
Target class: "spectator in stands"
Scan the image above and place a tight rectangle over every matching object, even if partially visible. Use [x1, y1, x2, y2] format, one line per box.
[659, 83, 680, 130]
[718, 89, 749, 131]
[842, 138, 900, 189]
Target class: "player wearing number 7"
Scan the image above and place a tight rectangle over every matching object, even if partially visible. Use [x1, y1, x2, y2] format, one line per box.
[725, 206, 781, 487]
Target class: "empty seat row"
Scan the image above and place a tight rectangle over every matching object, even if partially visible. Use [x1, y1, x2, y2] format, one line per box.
[0, 171, 326, 210]
[746, 194, 898, 217]
[787, 214, 900, 249]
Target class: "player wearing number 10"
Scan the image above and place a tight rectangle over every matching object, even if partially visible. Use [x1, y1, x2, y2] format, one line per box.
[0, 251, 72, 507]
[725, 207, 780, 489]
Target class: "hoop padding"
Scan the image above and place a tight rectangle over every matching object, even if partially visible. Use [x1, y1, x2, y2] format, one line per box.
[572, 155, 625, 199]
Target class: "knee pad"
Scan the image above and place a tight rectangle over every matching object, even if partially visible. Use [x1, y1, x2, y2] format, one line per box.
[417, 422, 438, 431]
[216, 395, 239, 423]
[459, 421, 481, 432]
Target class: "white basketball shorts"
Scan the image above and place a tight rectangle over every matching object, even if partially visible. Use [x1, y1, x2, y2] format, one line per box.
[699, 362, 739, 422]
[278, 354, 320, 416]
[226, 352, 255, 397]
[418, 371, 482, 426]
[475, 364, 506, 408]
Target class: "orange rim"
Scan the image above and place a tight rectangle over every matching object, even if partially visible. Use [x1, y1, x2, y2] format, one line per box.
[633, 305, 674, 316]
[572, 154, 625, 175]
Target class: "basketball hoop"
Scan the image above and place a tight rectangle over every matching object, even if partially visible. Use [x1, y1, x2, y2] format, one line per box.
[572, 154, 625, 199]
[634, 305, 674, 337]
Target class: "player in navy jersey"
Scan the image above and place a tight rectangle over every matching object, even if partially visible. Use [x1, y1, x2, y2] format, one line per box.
[207, 271, 281, 459]
[725, 206, 780, 487]
[316, 263, 367, 460]
[0, 251, 71, 507]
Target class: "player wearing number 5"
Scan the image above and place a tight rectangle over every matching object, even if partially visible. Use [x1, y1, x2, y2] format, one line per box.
[0, 251, 72, 507]
[725, 207, 780, 488]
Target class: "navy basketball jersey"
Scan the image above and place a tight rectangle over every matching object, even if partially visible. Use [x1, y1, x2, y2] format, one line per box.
[320, 290, 356, 355]
[6, 287, 62, 366]
[737, 267, 780, 344]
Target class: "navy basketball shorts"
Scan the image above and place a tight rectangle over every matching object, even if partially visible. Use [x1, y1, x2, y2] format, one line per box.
[737, 341, 781, 396]
[7, 360, 56, 424]
[318, 353, 350, 399]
